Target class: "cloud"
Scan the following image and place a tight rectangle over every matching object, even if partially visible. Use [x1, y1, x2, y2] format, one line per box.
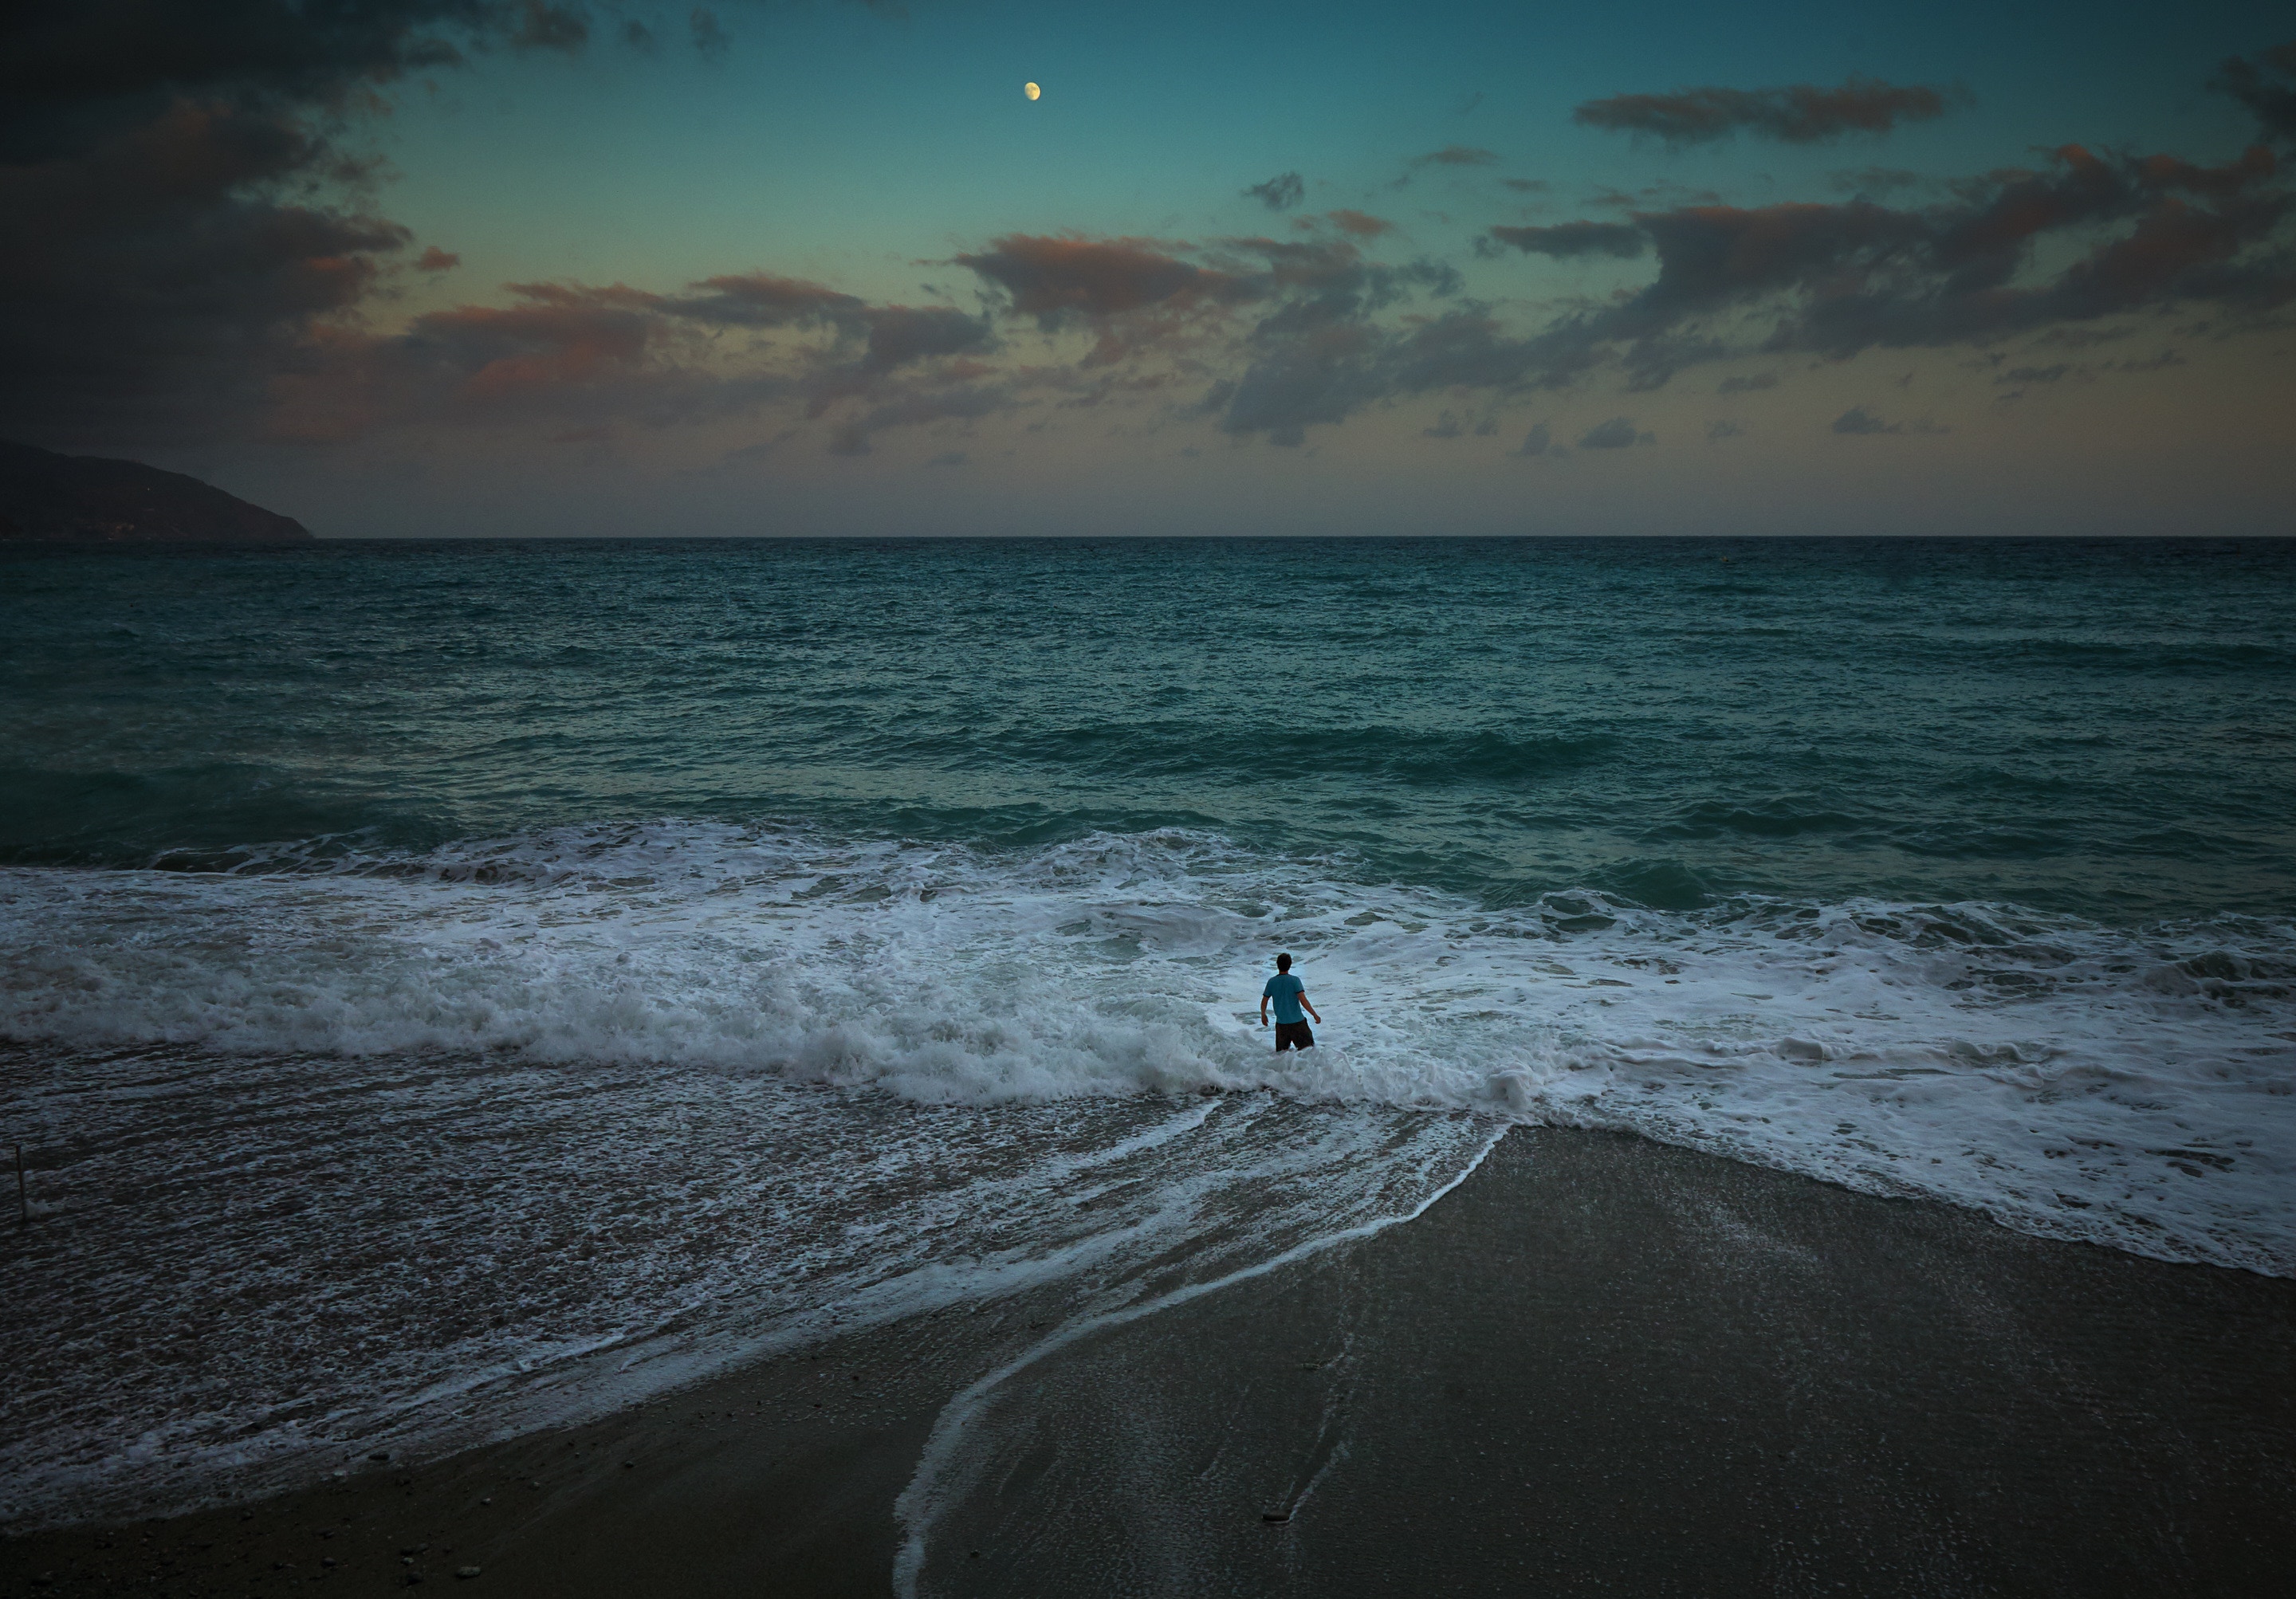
[1830, 406, 1946, 435]
[1244, 171, 1306, 210]
[1484, 221, 1646, 258]
[1511, 422, 1556, 457]
[8, 7, 2293, 471]
[2216, 42, 2296, 145]
[955, 234, 1246, 321]
[1831, 167, 1930, 195]
[823, 380, 1019, 457]
[1502, 178, 1550, 193]
[1573, 77, 1958, 146]
[0, 1, 783, 442]
[0, 93, 414, 438]
[1462, 141, 2293, 402]
[1716, 372, 1778, 392]
[1997, 363, 2073, 383]
[517, 4, 592, 52]
[1578, 416, 1653, 448]
[926, 450, 968, 467]
[1706, 418, 1744, 439]
[1411, 145, 1499, 167]
[1327, 209, 1397, 238]
[857, 305, 993, 372]
[664, 272, 867, 328]
[689, 6, 732, 61]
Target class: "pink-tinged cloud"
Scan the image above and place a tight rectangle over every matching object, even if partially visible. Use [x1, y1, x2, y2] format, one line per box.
[954, 234, 1248, 320]
[1327, 209, 1397, 238]
[416, 246, 461, 271]
[408, 297, 655, 399]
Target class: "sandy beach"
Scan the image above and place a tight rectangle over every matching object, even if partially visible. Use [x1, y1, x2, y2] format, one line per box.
[6, 1124, 2289, 1597]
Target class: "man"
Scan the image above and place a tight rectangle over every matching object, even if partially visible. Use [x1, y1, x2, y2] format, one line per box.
[1259, 952, 1322, 1052]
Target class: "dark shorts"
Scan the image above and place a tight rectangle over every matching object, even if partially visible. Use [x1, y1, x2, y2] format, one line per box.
[1274, 1020, 1315, 1051]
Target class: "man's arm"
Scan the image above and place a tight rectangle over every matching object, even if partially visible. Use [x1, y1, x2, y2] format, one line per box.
[1259, 992, 1270, 1026]
[1299, 989, 1321, 1024]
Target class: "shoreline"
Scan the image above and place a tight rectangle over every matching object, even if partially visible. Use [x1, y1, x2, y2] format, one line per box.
[6, 1125, 2291, 1595]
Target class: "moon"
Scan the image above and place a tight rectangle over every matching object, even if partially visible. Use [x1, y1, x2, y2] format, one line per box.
[1024, 81, 1040, 100]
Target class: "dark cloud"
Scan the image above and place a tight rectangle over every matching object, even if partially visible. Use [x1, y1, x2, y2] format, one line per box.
[1219, 323, 1385, 446]
[1464, 142, 2293, 403]
[1998, 363, 2073, 383]
[858, 305, 993, 372]
[946, 230, 1464, 394]
[328, 124, 2289, 457]
[1831, 167, 1930, 195]
[665, 272, 866, 328]
[1705, 418, 1744, 439]
[1484, 221, 1646, 258]
[1573, 77, 1957, 147]
[1511, 422, 1556, 457]
[416, 246, 461, 272]
[0, 2, 776, 443]
[9, 5, 2293, 469]
[823, 381, 1020, 457]
[1412, 145, 1499, 167]
[250, 256, 998, 452]
[517, 5, 592, 52]
[1578, 416, 1652, 448]
[1211, 296, 1585, 446]
[955, 234, 1247, 321]
[0, 92, 413, 438]
[1832, 407, 1896, 434]
[2216, 42, 2296, 146]
[1421, 408, 1497, 438]
[1502, 178, 1550, 193]
[1244, 171, 1306, 211]
[1716, 372, 1777, 393]
[1830, 407, 1946, 435]
[688, 7, 731, 61]
[2109, 348, 2187, 371]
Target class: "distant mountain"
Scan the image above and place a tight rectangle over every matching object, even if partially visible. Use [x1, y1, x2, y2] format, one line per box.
[0, 439, 313, 544]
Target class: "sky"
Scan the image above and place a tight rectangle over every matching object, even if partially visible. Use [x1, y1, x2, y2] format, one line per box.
[3, 2, 2292, 536]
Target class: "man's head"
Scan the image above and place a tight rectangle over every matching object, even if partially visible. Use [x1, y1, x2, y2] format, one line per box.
[1276, 953, 1292, 972]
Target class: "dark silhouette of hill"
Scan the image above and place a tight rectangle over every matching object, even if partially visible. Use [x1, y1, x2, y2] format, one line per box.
[0, 440, 312, 543]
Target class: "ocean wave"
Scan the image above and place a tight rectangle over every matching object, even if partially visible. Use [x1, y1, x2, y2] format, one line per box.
[4, 819, 2290, 1273]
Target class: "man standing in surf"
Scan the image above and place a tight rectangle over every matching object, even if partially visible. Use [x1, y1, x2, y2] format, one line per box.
[1260, 952, 1322, 1051]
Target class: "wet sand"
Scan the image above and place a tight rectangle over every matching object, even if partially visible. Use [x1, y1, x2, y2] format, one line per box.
[7, 1125, 2293, 1596]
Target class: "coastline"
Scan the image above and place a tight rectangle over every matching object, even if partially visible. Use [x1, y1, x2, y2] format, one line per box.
[5, 1125, 2291, 1596]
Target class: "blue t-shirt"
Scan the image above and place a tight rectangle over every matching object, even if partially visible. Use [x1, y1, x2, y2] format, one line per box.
[1263, 972, 1306, 1023]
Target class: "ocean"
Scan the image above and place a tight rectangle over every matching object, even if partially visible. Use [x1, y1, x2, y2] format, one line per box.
[2, 536, 2291, 1531]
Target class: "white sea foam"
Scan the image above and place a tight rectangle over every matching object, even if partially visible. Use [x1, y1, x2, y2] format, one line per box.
[5, 821, 2288, 1267]
[2, 821, 2290, 1526]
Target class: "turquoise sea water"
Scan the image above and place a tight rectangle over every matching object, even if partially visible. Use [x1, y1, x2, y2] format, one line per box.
[2, 536, 2292, 1529]
[3, 536, 2291, 917]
